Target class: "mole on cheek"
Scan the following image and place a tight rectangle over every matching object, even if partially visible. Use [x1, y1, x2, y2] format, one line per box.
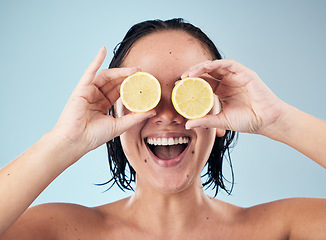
[144, 159, 147, 163]
[191, 151, 195, 154]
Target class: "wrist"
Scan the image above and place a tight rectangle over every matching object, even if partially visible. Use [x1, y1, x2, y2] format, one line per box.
[260, 101, 296, 143]
[41, 130, 87, 168]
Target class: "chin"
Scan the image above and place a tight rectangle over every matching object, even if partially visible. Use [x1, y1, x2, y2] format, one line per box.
[139, 167, 201, 196]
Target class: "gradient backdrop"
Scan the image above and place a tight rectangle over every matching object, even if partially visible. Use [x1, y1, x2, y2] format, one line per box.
[1, 0, 325, 208]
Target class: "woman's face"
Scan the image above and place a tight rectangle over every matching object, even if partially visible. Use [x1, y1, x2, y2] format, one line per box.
[116, 30, 218, 194]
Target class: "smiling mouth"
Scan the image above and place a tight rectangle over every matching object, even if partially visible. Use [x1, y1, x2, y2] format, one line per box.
[146, 136, 190, 160]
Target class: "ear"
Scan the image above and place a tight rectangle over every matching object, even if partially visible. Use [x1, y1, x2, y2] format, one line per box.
[216, 128, 226, 137]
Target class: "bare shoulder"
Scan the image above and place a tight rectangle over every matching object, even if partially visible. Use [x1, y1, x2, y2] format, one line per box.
[1, 202, 105, 240]
[244, 197, 326, 223]
[242, 197, 326, 239]
[207, 197, 326, 239]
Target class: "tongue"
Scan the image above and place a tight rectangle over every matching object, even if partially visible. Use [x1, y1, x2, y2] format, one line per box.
[152, 145, 186, 160]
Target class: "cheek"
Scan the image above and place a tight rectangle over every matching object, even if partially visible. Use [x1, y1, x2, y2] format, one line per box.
[120, 124, 143, 156]
[195, 128, 216, 165]
[116, 99, 150, 171]
[119, 118, 148, 172]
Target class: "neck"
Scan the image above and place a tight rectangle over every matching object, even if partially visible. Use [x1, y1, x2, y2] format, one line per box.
[126, 177, 213, 234]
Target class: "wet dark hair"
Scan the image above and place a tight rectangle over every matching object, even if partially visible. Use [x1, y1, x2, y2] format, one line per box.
[103, 18, 238, 197]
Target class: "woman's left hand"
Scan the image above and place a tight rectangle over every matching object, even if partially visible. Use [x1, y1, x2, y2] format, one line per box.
[182, 59, 286, 137]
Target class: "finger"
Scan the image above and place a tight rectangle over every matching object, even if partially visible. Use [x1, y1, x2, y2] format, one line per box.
[185, 113, 230, 131]
[181, 59, 247, 80]
[101, 83, 121, 106]
[216, 128, 226, 137]
[79, 46, 107, 86]
[93, 66, 141, 88]
[114, 110, 157, 136]
[181, 60, 212, 79]
[204, 59, 248, 75]
[181, 60, 229, 85]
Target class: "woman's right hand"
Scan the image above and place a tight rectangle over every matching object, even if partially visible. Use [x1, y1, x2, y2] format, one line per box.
[1, 47, 158, 237]
[51, 46, 155, 161]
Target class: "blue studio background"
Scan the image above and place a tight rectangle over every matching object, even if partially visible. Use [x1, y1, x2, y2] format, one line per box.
[1, 0, 325, 208]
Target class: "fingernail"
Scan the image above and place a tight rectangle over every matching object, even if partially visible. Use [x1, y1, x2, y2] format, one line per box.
[185, 122, 194, 130]
[203, 61, 212, 69]
[127, 67, 139, 75]
[186, 71, 194, 77]
[147, 110, 157, 117]
[181, 73, 189, 79]
[186, 120, 202, 130]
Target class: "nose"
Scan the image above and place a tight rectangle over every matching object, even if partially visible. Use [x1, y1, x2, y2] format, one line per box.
[150, 94, 185, 126]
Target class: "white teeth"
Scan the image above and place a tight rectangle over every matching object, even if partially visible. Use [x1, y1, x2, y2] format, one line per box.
[147, 137, 190, 146]
[162, 138, 167, 145]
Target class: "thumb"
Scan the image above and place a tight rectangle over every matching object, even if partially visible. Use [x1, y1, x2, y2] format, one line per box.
[114, 110, 157, 135]
[185, 113, 229, 130]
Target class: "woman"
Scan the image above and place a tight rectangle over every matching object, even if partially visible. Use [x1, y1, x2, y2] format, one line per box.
[0, 18, 325, 239]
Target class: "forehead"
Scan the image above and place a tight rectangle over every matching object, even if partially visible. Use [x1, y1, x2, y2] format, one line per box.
[122, 30, 213, 77]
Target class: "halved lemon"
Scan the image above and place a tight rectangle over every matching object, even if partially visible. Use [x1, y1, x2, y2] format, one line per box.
[172, 77, 214, 119]
[120, 72, 161, 112]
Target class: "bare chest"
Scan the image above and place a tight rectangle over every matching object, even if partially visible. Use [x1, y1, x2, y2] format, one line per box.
[74, 221, 288, 240]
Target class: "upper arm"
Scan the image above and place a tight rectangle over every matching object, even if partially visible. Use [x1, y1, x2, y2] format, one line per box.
[0, 203, 60, 240]
[0, 202, 99, 240]
[287, 198, 326, 240]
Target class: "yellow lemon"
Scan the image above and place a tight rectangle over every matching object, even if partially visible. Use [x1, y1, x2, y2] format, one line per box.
[172, 77, 214, 119]
[120, 72, 161, 112]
